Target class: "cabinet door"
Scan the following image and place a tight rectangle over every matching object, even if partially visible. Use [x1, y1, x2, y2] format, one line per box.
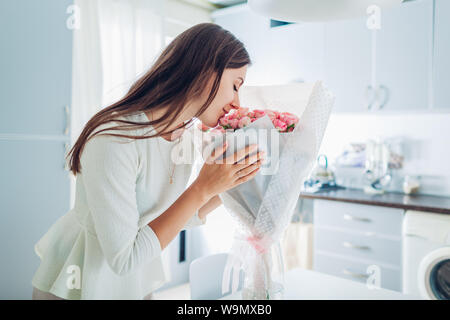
[264, 23, 325, 84]
[212, 4, 271, 86]
[212, 4, 269, 42]
[0, 140, 71, 299]
[377, 0, 433, 111]
[0, 0, 72, 299]
[323, 17, 372, 112]
[0, 0, 73, 135]
[433, 0, 450, 110]
[323, 0, 432, 112]
[213, 4, 325, 85]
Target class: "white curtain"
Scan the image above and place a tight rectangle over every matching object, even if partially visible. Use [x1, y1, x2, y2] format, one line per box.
[97, 0, 165, 106]
[71, 0, 164, 145]
[70, 0, 104, 156]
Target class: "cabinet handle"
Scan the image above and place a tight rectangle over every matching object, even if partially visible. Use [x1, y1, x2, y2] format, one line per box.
[343, 214, 372, 223]
[63, 142, 71, 170]
[342, 268, 369, 279]
[366, 85, 376, 110]
[64, 105, 71, 136]
[342, 241, 371, 251]
[378, 85, 389, 110]
[366, 85, 389, 110]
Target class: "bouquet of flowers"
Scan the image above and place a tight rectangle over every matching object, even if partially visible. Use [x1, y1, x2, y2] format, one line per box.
[201, 108, 299, 133]
[196, 81, 334, 299]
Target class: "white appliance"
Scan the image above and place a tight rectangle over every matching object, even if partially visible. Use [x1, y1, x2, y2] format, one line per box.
[403, 210, 450, 300]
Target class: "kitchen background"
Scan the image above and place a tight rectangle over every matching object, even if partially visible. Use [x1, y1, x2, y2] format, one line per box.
[1, 0, 449, 299]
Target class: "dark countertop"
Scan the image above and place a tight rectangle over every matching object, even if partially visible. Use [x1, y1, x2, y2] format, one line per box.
[299, 188, 450, 215]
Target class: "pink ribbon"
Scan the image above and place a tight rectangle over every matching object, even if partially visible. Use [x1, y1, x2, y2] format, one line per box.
[246, 235, 270, 254]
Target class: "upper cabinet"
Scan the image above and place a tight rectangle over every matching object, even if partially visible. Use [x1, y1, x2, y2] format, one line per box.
[212, 4, 325, 86]
[376, 0, 433, 111]
[212, 4, 271, 85]
[211, 4, 269, 42]
[324, 0, 433, 112]
[0, 0, 73, 134]
[264, 23, 325, 84]
[433, 0, 450, 110]
[213, 0, 444, 113]
[323, 16, 371, 112]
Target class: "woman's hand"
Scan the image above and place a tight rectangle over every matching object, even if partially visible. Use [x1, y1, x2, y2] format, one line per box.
[194, 142, 265, 200]
[150, 143, 264, 251]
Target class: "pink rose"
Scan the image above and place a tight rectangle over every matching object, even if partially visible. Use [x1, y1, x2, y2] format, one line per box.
[273, 111, 281, 119]
[253, 109, 266, 118]
[227, 112, 238, 120]
[219, 117, 229, 126]
[273, 119, 287, 132]
[285, 116, 298, 127]
[237, 107, 249, 118]
[238, 116, 251, 128]
[277, 112, 299, 130]
[228, 118, 239, 129]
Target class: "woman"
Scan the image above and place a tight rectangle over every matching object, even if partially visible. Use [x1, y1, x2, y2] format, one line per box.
[31, 23, 264, 300]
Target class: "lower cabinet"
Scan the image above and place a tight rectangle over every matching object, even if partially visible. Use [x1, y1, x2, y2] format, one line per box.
[313, 200, 404, 292]
[314, 251, 401, 292]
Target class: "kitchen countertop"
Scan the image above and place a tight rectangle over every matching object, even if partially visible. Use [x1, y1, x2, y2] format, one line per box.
[300, 188, 450, 215]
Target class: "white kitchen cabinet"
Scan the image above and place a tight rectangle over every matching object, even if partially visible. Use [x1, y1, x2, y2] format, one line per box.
[0, 0, 73, 299]
[314, 252, 402, 292]
[0, 0, 73, 134]
[213, 0, 436, 112]
[324, 0, 433, 112]
[313, 200, 404, 291]
[264, 23, 325, 84]
[0, 140, 71, 299]
[433, 0, 450, 110]
[211, 3, 269, 40]
[323, 16, 372, 112]
[212, 4, 324, 85]
[212, 4, 271, 85]
[376, 0, 433, 111]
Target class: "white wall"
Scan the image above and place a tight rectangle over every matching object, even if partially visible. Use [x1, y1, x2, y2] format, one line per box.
[318, 112, 450, 196]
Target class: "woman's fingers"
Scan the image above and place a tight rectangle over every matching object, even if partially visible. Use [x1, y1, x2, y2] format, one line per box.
[234, 151, 265, 167]
[224, 144, 259, 164]
[206, 142, 228, 164]
[234, 163, 261, 185]
[235, 159, 262, 178]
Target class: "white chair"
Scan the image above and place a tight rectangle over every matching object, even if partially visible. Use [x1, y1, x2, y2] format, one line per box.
[189, 253, 244, 300]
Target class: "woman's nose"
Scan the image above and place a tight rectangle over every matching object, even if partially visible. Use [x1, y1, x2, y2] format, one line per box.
[231, 94, 240, 109]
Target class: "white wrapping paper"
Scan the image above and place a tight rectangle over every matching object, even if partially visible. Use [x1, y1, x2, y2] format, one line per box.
[198, 81, 334, 299]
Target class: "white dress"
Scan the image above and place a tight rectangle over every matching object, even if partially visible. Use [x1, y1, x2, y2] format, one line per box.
[31, 112, 205, 300]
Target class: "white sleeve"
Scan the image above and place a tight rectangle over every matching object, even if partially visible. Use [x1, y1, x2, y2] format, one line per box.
[80, 132, 161, 276]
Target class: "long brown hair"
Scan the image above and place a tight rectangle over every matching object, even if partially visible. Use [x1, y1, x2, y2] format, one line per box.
[66, 22, 251, 176]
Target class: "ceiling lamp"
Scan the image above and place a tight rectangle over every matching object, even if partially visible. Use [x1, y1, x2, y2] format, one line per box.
[248, 0, 405, 22]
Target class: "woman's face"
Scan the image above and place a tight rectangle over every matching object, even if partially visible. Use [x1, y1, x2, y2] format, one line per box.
[197, 65, 247, 128]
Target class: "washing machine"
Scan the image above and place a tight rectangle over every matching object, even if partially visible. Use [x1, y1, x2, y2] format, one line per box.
[403, 210, 450, 300]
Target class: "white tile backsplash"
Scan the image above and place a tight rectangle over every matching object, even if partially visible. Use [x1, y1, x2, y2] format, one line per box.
[318, 112, 450, 196]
